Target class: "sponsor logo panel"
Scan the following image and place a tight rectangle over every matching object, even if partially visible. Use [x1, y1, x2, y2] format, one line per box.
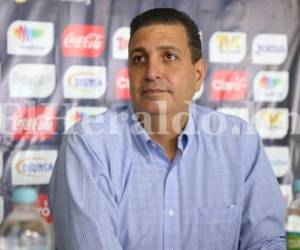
[255, 108, 289, 139]
[7, 20, 53, 56]
[0, 197, 3, 224]
[264, 146, 289, 177]
[192, 83, 204, 101]
[0, 152, 3, 179]
[113, 27, 129, 59]
[280, 184, 292, 206]
[63, 65, 107, 99]
[62, 25, 105, 58]
[252, 34, 287, 65]
[209, 32, 246, 63]
[52, 0, 91, 4]
[12, 150, 57, 185]
[36, 194, 52, 224]
[217, 107, 249, 122]
[210, 71, 247, 101]
[253, 71, 289, 102]
[11, 106, 57, 141]
[115, 67, 130, 100]
[65, 106, 107, 131]
[9, 64, 55, 98]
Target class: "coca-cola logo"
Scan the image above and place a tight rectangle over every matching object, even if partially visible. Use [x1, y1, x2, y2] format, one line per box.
[62, 25, 105, 57]
[210, 71, 247, 101]
[115, 67, 130, 100]
[10, 106, 57, 141]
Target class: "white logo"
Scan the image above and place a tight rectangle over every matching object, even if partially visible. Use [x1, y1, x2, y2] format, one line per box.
[209, 32, 246, 63]
[252, 34, 287, 65]
[217, 108, 249, 122]
[254, 108, 289, 139]
[9, 64, 55, 98]
[253, 71, 289, 102]
[7, 20, 54, 56]
[0, 152, 3, 179]
[264, 146, 289, 177]
[0, 196, 3, 224]
[63, 65, 107, 99]
[280, 184, 292, 206]
[113, 27, 130, 59]
[52, 0, 91, 5]
[192, 82, 204, 101]
[65, 106, 107, 131]
[12, 150, 57, 185]
[0, 104, 3, 133]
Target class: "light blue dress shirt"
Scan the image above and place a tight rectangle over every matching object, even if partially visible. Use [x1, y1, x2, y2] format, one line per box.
[49, 104, 286, 250]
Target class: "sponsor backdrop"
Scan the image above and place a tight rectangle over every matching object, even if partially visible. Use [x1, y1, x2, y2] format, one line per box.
[0, 0, 299, 227]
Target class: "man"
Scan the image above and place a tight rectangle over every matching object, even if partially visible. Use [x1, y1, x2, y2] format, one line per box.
[49, 8, 286, 250]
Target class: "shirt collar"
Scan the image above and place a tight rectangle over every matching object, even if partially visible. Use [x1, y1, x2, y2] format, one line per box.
[127, 103, 197, 154]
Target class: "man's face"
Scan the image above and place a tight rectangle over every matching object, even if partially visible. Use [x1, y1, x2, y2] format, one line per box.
[128, 23, 206, 115]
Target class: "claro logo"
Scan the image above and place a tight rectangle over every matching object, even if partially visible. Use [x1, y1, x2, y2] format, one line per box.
[62, 25, 105, 57]
[7, 20, 53, 56]
[12, 150, 57, 185]
[63, 65, 107, 99]
[210, 71, 247, 101]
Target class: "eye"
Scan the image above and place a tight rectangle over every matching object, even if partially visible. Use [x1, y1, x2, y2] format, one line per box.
[131, 55, 146, 65]
[164, 52, 177, 61]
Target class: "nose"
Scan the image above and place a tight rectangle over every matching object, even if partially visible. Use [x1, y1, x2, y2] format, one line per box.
[144, 57, 161, 81]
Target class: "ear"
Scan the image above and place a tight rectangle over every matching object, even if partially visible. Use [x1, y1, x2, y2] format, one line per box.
[194, 58, 207, 91]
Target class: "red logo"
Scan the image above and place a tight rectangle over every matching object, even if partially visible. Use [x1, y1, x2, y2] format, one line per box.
[11, 106, 57, 141]
[210, 71, 247, 101]
[36, 194, 52, 224]
[62, 25, 105, 57]
[115, 67, 130, 100]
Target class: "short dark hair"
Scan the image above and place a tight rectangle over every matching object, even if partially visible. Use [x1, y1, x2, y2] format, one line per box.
[129, 8, 202, 64]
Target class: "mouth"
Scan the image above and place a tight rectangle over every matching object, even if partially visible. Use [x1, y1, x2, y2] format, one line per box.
[141, 88, 168, 95]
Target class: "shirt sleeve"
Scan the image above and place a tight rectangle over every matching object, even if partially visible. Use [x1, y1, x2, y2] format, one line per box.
[48, 126, 123, 250]
[239, 128, 287, 250]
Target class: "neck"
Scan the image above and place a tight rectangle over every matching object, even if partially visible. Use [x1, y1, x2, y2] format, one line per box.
[137, 108, 189, 161]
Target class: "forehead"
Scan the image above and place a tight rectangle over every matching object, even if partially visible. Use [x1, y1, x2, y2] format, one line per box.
[129, 24, 190, 52]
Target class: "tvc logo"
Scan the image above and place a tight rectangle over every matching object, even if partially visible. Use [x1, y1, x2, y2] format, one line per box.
[62, 25, 105, 57]
[10, 106, 57, 141]
[210, 71, 247, 101]
[209, 32, 246, 63]
[7, 20, 54, 56]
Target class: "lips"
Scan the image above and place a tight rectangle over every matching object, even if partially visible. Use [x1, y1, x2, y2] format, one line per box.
[142, 88, 167, 94]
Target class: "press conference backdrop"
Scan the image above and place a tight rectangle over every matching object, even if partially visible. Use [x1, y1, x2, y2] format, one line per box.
[0, 0, 299, 225]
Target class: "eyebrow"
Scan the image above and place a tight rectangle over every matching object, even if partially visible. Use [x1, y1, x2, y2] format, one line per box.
[129, 45, 181, 57]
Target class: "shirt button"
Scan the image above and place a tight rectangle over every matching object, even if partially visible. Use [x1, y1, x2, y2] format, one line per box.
[168, 209, 175, 216]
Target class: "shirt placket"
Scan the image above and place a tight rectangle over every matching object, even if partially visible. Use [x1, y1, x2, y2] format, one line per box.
[163, 155, 181, 250]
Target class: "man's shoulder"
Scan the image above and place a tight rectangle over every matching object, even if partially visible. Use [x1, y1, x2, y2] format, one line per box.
[192, 104, 251, 133]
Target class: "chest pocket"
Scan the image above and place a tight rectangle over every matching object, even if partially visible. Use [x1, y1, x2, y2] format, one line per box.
[198, 205, 241, 250]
